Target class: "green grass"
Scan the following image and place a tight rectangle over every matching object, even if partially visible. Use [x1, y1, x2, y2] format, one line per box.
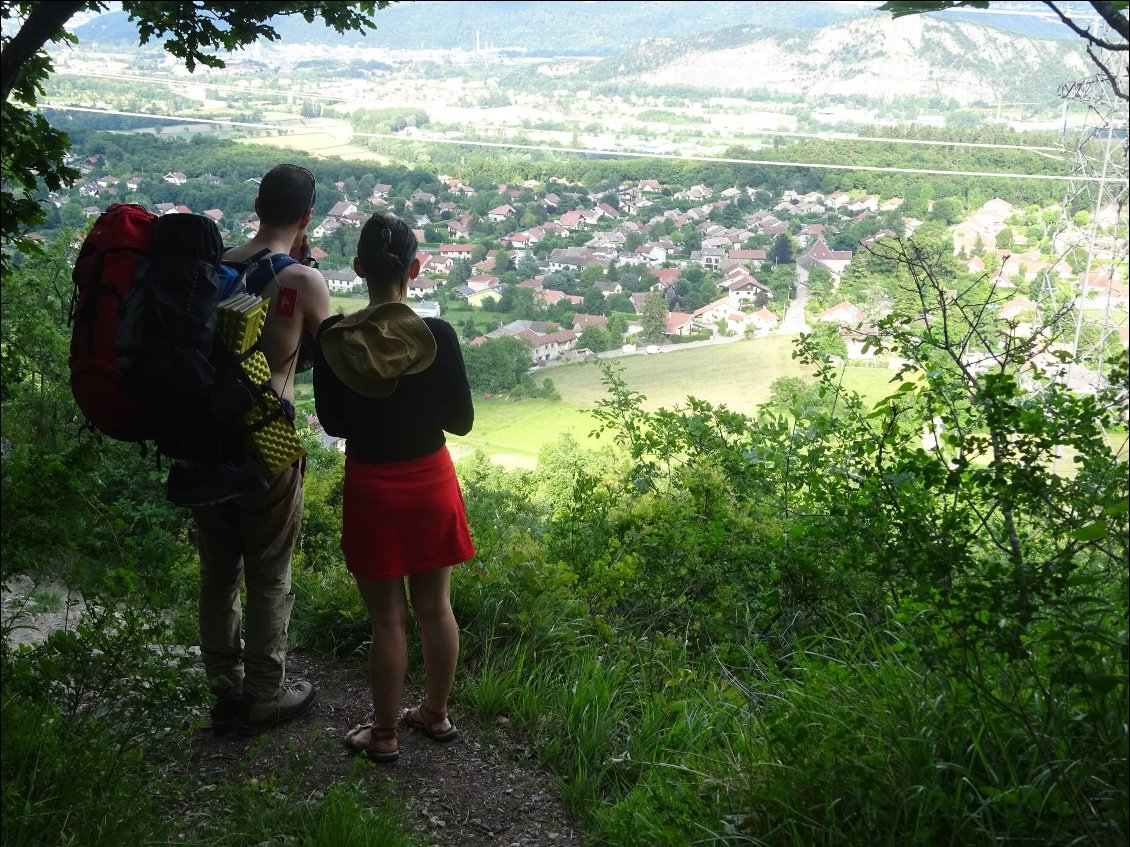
[545, 336, 901, 415]
[449, 397, 600, 469]
[445, 348, 904, 468]
[302, 334, 1129, 470]
[329, 294, 368, 316]
[302, 335, 909, 466]
[452, 551, 1130, 847]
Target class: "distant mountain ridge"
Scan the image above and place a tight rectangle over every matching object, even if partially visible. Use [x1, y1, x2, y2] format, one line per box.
[73, 1, 859, 56]
[590, 13, 1091, 105]
[71, 1, 1089, 57]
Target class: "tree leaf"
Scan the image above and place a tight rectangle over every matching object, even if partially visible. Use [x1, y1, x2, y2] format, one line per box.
[1070, 521, 1108, 542]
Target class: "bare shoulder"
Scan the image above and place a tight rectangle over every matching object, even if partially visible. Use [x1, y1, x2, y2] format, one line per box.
[277, 261, 328, 291]
[274, 261, 331, 328]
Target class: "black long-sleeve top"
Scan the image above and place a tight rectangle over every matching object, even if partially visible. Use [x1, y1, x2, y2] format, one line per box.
[313, 315, 474, 463]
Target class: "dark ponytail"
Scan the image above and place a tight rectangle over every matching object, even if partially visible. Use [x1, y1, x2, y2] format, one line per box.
[357, 214, 417, 288]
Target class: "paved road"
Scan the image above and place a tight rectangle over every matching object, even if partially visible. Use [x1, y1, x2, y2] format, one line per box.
[779, 280, 811, 336]
[537, 285, 812, 369]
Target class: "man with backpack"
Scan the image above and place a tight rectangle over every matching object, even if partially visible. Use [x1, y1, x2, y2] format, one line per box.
[193, 164, 332, 735]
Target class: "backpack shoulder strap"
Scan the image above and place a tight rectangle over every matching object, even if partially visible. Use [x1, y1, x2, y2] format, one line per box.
[246, 253, 300, 296]
[220, 246, 271, 265]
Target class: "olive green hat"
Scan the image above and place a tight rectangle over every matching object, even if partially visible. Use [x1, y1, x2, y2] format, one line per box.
[320, 302, 436, 397]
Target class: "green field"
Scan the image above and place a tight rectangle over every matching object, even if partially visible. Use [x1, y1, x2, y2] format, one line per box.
[297, 335, 907, 468]
[545, 336, 901, 414]
[448, 397, 603, 468]
[448, 336, 905, 468]
[329, 294, 368, 316]
[296, 332, 1125, 471]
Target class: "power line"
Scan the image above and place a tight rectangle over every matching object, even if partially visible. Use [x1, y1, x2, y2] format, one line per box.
[55, 71, 352, 103]
[730, 130, 1065, 157]
[40, 104, 1099, 183]
[56, 69, 1068, 157]
[348, 132, 1084, 181]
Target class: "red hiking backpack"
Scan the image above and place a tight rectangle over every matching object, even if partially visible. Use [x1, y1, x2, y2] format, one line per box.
[68, 203, 156, 441]
[68, 203, 297, 463]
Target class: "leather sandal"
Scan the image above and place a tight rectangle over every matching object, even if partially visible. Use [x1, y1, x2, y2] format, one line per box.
[344, 722, 399, 762]
[401, 703, 459, 742]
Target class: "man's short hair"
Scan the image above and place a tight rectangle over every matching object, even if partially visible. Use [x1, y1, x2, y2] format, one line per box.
[258, 164, 316, 228]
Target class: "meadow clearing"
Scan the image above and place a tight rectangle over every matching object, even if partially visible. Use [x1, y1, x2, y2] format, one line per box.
[309, 303, 1127, 470]
[453, 339, 899, 467]
[296, 332, 904, 468]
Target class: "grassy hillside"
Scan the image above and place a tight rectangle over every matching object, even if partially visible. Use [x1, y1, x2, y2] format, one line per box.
[296, 334, 904, 468]
[545, 335, 899, 413]
[448, 397, 599, 468]
[546, 336, 808, 411]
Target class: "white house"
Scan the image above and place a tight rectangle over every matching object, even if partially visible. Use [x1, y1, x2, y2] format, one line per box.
[665, 312, 695, 337]
[691, 247, 726, 271]
[817, 301, 863, 324]
[328, 201, 358, 218]
[467, 274, 500, 292]
[797, 238, 853, 278]
[311, 217, 341, 238]
[694, 298, 740, 329]
[487, 204, 517, 223]
[746, 308, 779, 333]
[408, 277, 441, 300]
[548, 247, 604, 274]
[322, 269, 361, 293]
[474, 320, 578, 365]
[439, 243, 475, 263]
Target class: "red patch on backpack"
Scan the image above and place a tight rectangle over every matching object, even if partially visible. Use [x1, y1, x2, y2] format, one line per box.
[276, 286, 298, 317]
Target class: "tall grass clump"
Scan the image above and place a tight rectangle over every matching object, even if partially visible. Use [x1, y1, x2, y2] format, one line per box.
[179, 777, 419, 847]
[1, 605, 209, 847]
[451, 238, 1128, 846]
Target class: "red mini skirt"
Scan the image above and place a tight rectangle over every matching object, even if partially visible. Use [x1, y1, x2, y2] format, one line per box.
[341, 446, 475, 580]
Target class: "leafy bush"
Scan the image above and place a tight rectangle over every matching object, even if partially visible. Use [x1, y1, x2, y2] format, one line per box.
[1, 434, 197, 606]
[1, 605, 208, 847]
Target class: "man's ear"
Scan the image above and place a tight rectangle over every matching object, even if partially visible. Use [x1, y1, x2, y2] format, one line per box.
[254, 197, 262, 217]
[301, 206, 313, 228]
[408, 257, 421, 280]
[353, 256, 365, 278]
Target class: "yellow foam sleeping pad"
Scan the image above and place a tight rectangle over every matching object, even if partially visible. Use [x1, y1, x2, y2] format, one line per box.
[216, 296, 306, 475]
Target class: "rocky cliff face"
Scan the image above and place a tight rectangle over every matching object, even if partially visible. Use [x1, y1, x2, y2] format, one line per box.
[606, 14, 1092, 104]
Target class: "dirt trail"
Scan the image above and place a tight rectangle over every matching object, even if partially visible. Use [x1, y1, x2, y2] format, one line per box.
[2, 578, 585, 846]
[194, 650, 586, 847]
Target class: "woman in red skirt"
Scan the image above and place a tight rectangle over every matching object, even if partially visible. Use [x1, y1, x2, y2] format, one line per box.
[313, 213, 474, 762]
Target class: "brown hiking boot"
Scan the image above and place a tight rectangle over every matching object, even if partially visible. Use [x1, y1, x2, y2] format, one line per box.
[236, 680, 317, 736]
[209, 687, 242, 735]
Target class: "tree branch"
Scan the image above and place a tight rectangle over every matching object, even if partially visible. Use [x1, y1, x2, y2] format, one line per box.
[1, 1, 86, 104]
[1087, 43, 1129, 100]
[1090, 0, 1130, 41]
[1043, 1, 1128, 51]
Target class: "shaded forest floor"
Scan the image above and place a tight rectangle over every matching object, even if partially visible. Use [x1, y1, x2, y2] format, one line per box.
[185, 650, 586, 847]
[2, 577, 586, 847]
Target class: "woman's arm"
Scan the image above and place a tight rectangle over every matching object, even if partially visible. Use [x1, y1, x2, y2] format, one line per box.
[312, 315, 351, 437]
[429, 319, 474, 436]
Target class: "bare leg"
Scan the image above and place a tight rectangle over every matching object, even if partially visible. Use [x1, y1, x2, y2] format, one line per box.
[407, 566, 459, 717]
[353, 574, 408, 753]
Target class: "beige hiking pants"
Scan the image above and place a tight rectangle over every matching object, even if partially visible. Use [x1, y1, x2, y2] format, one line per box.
[192, 463, 304, 702]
